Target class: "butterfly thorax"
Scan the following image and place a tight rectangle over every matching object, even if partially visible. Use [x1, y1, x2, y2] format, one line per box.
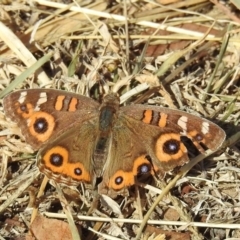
[94, 93, 120, 176]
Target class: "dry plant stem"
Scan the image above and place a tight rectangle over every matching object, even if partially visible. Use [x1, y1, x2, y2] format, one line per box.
[138, 1, 212, 23]
[168, 194, 200, 237]
[35, 0, 215, 39]
[88, 227, 121, 240]
[123, 0, 130, 73]
[162, 39, 215, 85]
[156, 21, 215, 78]
[0, 170, 37, 213]
[30, 175, 49, 223]
[135, 172, 184, 240]
[0, 52, 53, 99]
[132, 42, 149, 75]
[0, 154, 8, 187]
[0, 22, 50, 85]
[231, 0, 240, 9]
[213, 68, 236, 94]
[25, 2, 76, 34]
[162, 24, 226, 85]
[224, 67, 240, 90]
[223, 99, 239, 122]
[64, 35, 233, 41]
[135, 185, 144, 220]
[64, 214, 240, 228]
[90, 222, 105, 240]
[143, 0, 212, 19]
[202, 25, 230, 101]
[55, 183, 81, 240]
[210, 0, 240, 24]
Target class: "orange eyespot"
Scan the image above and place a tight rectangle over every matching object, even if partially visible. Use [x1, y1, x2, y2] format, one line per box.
[133, 155, 153, 175]
[107, 156, 153, 191]
[42, 146, 91, 183]
[43, 146, 68, 172]
[16, 102, 34, 118]
[28, 112, 55, 142]
[155, 133, 187, 162]
[108, 170, 134, 190]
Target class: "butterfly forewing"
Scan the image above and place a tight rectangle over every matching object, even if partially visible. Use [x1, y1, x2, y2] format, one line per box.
[3, 89, 100, 150]
[121, 105, 226, 152]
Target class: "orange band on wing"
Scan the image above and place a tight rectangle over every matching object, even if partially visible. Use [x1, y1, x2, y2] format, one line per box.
[55, 95, 65, 111]
[63, 162, 91, 182]
[187, 130, 199, 138]
[142, 110, 152, 124]
[158, 113, 168, 127]
[68, 97, 78, 112]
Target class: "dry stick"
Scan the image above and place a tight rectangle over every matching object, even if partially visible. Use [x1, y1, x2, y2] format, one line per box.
[210, 0, 240, 24]
[43, 212, 240, 229]
[0, 171, 37, 213]
[35, 0, 215, 39]
[0, 22, 50, 86]
[202, 24, 231, 101]
[55, 183, 81, 240]
[0, 52, 53, 99]
[75, 215, 240, 228]
[65, 35, 225, 41]
[25, 2, 76, 34]
[135, 131, 240, 240]
[30, 175, 49, 223]
[123, 0, 130, 73]
[156, 20, 216, 79]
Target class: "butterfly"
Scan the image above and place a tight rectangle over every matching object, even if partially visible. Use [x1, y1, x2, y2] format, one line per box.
[3, 89, 226, 195]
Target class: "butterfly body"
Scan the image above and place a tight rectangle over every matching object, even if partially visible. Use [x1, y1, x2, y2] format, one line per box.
[3, 89, 226, 194]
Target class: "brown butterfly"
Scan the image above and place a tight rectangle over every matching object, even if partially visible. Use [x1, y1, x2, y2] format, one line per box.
[3, 89, 225, 194]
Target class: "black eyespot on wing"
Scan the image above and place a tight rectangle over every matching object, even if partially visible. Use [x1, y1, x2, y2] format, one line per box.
[20, 104, 27, 112]
[163, 139, 180, 154]
[50, 153, 63, 167]
[34, 117, 48, 133]
[74, 168, 82, 176]
[138, 163, 151, 174]
[195, 133, 203, 141]
[115, 176, 124, 185]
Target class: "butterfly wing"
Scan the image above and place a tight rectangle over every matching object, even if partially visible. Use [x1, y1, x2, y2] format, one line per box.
[121, 104, 226, 152]
[37, 120, 98, 186]
[3, 89, 100, 150]
[4, 89, 101, 186]
[99, 104, 225, 193]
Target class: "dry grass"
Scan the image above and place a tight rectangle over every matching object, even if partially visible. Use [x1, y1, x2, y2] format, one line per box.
[0, 0, 240, 239]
